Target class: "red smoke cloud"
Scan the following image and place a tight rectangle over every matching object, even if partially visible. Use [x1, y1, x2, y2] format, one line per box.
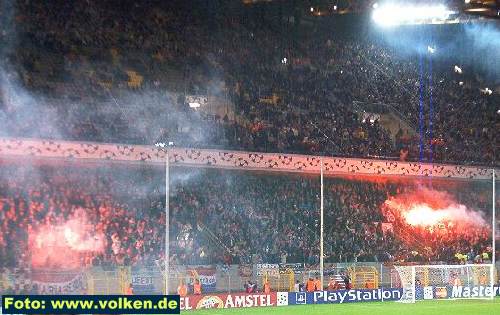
[383, 187, 488, 232]
[29, 211, 105, 269]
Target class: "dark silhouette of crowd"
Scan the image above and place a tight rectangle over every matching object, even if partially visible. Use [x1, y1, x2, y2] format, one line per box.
[0, 164, 493, 271]
[0, 1, 497, 166]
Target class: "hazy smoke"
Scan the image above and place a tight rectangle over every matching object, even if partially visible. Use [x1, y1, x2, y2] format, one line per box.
[0, 0, 225, 148]
[0, 0, 220, 206]
[462, 22, 500, 80]
[375, 21, 500, 80]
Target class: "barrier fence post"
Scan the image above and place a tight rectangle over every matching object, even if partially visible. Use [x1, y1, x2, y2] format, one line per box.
[492, 169, 496, 286]
[320, 158, 324, 288]
[493, 169, 496, 265]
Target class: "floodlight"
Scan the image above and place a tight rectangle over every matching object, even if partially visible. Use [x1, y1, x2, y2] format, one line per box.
[373, 3, 453, 26]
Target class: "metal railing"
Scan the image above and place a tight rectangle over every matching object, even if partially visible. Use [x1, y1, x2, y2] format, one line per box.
[1, 263, 499, 296]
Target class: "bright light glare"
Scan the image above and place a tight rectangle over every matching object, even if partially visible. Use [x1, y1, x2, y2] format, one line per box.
[64, 227, 79, 247]
[404, 205, 448, 226]
[427, 45, 436, 54]
[482, 88, 492, 95]
[373, 4, 452, 26]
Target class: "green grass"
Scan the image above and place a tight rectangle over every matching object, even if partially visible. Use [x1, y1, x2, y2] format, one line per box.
[187, 299, 500, 315]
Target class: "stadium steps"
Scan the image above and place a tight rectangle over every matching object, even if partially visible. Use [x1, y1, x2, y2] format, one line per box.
[352, 101, 418, 141]
[378, 111, 417, 141]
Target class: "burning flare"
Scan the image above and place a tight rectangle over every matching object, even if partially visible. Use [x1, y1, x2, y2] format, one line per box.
[383, 187, 487, 230]
[29, 211, 105, 269]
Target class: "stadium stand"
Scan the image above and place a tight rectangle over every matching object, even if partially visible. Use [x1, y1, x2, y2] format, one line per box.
[0, 163, 492, 272]
[0, 0, 498, 300]
[0, 1, 497, 166]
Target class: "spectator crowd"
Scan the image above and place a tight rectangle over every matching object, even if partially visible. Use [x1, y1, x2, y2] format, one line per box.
[0, 164, 493, 270]
[0, 1, 497, 295]
[0, 1, 497, 166]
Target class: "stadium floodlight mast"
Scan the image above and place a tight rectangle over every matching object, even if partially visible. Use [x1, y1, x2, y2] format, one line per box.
[155, 142, 171, 294]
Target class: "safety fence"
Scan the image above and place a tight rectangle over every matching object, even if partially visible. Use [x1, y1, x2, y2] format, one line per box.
[1, 263, 498, 295]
